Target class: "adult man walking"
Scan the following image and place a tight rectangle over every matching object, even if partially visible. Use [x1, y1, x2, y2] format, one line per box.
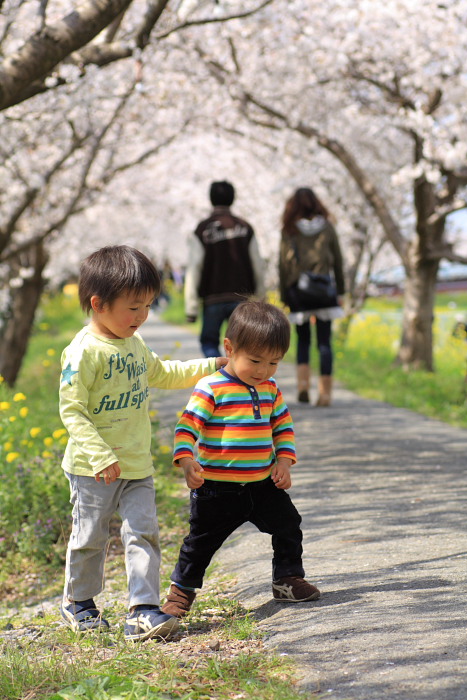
[184, 181, 265, 357]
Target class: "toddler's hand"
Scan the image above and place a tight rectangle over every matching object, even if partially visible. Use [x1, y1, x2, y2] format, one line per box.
[95, 461, 121, 484]
[181, 458, 205, 489]
[271, 459, 292, 490]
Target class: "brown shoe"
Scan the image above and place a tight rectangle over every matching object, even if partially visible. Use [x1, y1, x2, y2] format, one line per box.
[272, 576, 320, 602]
[161, 584, 196, 618]
[316, 376, 332, 407]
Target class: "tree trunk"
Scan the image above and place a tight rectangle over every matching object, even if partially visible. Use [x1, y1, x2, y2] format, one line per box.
[396, 254, 439, 371]
[0, 245, 48, 386]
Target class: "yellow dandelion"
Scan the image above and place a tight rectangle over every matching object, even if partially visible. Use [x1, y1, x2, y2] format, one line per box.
[30, 427, 41, 438]
[163, 354, 171, 361]
[9, 416, 16, 422]
[52, 428, 67, 439]
[176, 410, 183, 417]
[13, 392, 26, 402]
[6, 452, 20, 463]
[159, 445, 171, 454]
[174, 341, 182, 349]
[63, 283, 78, 297]
[42, 450, 53, 458]
[0, 375, 4, 383]
[43, 437, 54, 447]
[4, 441, 12, 450]
[60, 435, 69, 445]
[20, 439, 29, 446]
[42, 360, 51, 368]
[19, 407, 29, 418]
[38, 322, 49, 331]
[46, 348, 56, 357]
[0, 401, 11, 410]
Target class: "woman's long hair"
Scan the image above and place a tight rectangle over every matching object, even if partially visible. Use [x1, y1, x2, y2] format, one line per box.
[281, 187, 329, 236]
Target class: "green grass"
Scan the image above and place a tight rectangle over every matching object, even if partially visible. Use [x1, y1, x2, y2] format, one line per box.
[332, 293, 467, 426]
[1, 595, 305, 700]
[0, 290, 316, 700]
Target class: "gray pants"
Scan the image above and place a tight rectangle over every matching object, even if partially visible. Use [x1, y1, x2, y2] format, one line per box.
[64, 473, 161, 609]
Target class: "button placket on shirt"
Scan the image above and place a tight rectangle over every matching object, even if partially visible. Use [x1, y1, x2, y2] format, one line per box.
[249, 385, 262, 420]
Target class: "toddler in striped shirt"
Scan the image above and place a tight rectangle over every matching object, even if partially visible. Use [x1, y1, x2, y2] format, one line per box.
[162, 299, 321, 617]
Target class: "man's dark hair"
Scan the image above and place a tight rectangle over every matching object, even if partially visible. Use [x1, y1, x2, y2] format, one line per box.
[210, 181, 235, 207]
[226, 300, 290, 357]
[79, 245, 161, 313]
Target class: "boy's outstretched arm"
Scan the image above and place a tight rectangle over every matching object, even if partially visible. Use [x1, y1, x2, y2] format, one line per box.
[271, 457, 293, 490]
[178, 457, 205, 489]
[147, 353, 226, 391]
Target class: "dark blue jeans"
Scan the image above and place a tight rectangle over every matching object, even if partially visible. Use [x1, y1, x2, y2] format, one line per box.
[171, 478, 305, 589]
[200, 301, 240, 357]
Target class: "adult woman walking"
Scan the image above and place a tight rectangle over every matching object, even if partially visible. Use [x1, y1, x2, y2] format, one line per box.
[279, 187, 345, 406]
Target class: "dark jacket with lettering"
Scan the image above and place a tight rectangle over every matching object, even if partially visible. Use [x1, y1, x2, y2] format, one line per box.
[184, 206, 265, 316]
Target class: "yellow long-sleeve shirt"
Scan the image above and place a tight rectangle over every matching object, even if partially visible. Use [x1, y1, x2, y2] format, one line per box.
[59, 327, 216, 479]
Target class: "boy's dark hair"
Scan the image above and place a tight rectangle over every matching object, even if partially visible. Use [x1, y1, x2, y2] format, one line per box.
[79, 245, 161, 313]
[226, 300, 290, 356]
[210, 181, 235, 207]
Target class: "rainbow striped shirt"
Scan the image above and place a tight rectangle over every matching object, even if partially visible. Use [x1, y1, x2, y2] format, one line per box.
[173, 369, 296, 483]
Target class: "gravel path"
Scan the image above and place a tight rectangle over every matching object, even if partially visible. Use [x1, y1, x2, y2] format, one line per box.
[144, 312, 467, 700]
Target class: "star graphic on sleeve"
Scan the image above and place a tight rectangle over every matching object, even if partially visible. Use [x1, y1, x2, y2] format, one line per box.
[61, 363, 79, 385]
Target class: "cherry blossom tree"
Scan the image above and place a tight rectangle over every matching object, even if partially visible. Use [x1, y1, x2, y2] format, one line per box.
[0, 77, 186, 383]
[178, 0, 467, 370]
[0, 0, 274, 385]
[0, 0, 272, 110]
[4, 0, 465, 385]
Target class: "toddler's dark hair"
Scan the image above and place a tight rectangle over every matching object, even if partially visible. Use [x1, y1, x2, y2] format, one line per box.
[226, 300, 290, 357]
[79, 245, 161, 313]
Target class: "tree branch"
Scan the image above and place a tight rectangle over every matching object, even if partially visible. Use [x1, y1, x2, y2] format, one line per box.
[70, 41, 133, 68]
[437, 249, 467, 265]
[347, 65, 416, 110]
[239, 90, 408, 259]
[427, 200, 467, 227]
[135, 0, 168, 49]
[0, 134, 86, 256]
[155, 0, 274, 40]
[424, 87, 442, 115]
[0, 0, 269, 109]
[104, 10, 127, 43]
[0, 0, 135, 111]
[0, 81, 179, 263]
